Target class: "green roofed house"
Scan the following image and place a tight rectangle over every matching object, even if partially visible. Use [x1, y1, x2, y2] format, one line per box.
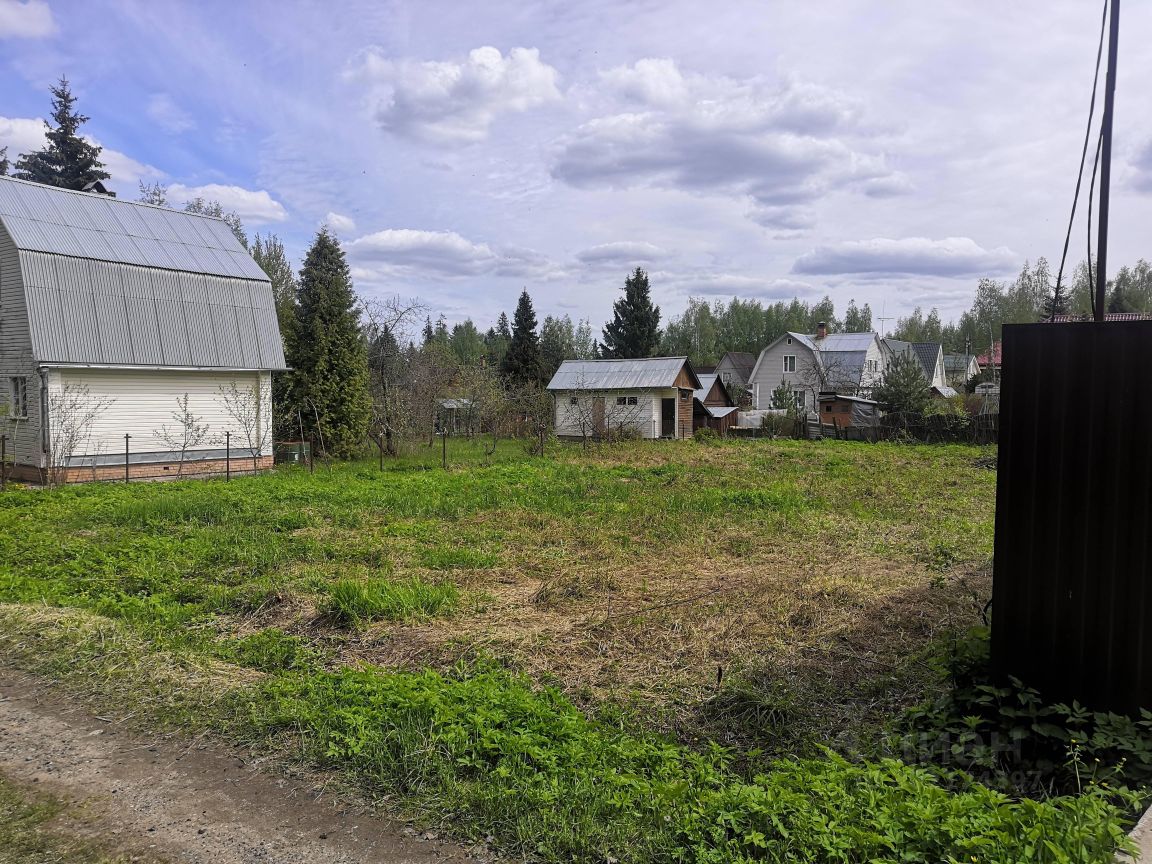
[0, 176, 286, 482]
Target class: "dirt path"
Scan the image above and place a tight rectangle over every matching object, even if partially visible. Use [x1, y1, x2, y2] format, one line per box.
[0, 671, 482, 864]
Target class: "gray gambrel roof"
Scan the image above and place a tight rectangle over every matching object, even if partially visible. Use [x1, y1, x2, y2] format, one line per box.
[547, 357, 700, 391]
[0, 176, 285, 370]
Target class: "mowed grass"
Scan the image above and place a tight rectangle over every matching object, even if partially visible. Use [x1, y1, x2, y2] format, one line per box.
[0, 436, 995, 745]
[0, 438, 1140, 863]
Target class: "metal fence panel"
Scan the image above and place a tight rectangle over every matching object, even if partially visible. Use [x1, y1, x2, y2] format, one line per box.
[991, 321, 1152, 713]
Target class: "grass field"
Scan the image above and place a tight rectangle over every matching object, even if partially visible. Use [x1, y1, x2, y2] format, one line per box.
[0, 437, 1135, 862]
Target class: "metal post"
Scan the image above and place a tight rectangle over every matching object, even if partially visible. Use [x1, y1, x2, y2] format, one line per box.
[1095, 0, 1120, 321]
[1, 435, 6, 491]
[441, 430, 447, 470]
[309, 435, 315, 474]
[225, 431, 231, 480]
[124, 434, 131, 483]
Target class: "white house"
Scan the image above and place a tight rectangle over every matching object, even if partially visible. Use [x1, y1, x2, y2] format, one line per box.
[883, 339, 956, 397]
[746, 326, 888, 410]
[547, 357, 701, 440]
[0, 176, 286, 482]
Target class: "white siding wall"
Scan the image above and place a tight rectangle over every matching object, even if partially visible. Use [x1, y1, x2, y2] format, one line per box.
[47, 369, 272, 466]
[858, 339, 887, 393]
[0, 224, 42, 467]
[553, 388, 679, 439]
[749, 337, 817, 410]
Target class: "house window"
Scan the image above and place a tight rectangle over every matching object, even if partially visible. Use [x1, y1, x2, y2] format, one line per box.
[793, 390, 806, 409]
[680, 390, 690, 401]
[824, 404, 832, 413]
[9, 377, 27, 418]
[569, 396, 578, 405]
[783, 355, 796, 373]
[616, 396, 638, 406]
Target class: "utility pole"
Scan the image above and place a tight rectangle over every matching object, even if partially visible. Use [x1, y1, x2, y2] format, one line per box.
[876, 317, 892, 338]
[1095, 0, 1120, 321]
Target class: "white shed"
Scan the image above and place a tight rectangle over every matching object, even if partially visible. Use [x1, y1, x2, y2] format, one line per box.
[0, 176, 286, 482]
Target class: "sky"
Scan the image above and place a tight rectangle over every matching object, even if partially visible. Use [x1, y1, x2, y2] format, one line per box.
[2, 0, 1151, 336]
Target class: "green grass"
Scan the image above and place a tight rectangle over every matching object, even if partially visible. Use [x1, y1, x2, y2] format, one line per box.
[324, 576, 460, 627]
[0, 438, 1134, 862]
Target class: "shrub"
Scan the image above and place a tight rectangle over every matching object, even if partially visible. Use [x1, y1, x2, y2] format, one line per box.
[323, 577, 459, 628]
[901, 627, 1152, 799]
[693, 428, 718, 444]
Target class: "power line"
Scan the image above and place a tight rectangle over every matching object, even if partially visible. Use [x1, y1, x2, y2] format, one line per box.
[1052, 0, 1110, 320]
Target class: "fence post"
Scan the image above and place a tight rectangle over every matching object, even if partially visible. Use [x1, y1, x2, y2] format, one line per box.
[441, 430, 447, 470]
[124, 434, 131, 483]
[1, 435, 6, 490]
[225, 431, 231, 480]
[309, 434, 315, 474]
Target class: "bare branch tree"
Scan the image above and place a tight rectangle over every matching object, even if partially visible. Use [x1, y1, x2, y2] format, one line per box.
[154, 393, 211, 477]
[47, 382, 115, 486]
[215, 379, 273, 475]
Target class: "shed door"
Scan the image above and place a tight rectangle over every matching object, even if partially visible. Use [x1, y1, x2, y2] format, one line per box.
[592, 397, 606, 437]
[660, 398, 676, 438]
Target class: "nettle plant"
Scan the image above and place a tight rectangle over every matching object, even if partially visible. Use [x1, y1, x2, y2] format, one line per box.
[900, 626, 1152, 801]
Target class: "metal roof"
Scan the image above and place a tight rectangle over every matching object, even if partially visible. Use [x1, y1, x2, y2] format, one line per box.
[717, 351, 756, 380]
[813, 332, 877, 352]
[547, 357, 697, 390]
[943, 353, 979, 373]
[0, 176, 285, 370]
[706, 405, 739, 418]
[694, 373, 718, 403]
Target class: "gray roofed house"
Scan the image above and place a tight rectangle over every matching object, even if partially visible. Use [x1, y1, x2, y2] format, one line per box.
[944, 353, 981, 387]
[882, 338, 948, 391]
[714, 351, 757, 388]
[0, 176, 286, 482]
[746, 328, 888, 411]
[547, 357, 702, 439]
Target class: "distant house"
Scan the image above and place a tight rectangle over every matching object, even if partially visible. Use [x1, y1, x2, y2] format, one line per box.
[747, 324, 887, 410]
[944, 353, 981, 388]
[883, 339, 956, 397]
[0, 176, 285, 482]
[714, 351, 757, 390]
[692, 373, 738, 435]
[976, 341, 1002, 373]
[547, 357, 702, 440]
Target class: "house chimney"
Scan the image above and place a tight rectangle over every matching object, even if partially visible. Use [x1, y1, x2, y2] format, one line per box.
[816, 321, 828, 340]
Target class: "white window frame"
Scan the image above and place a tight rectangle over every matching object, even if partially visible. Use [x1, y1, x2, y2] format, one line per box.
[793, 390, 806, 410]
[9, 377, 28, 418]
[783, 355, 796, 373]
[615, 395, 638, 406]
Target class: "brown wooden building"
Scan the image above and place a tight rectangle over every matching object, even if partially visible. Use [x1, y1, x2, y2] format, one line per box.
[692, 374, 739, 435]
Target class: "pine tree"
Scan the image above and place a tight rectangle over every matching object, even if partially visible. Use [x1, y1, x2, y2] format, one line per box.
[484, 312, 512, 368]
[0, 147, 9, 176]
[286, 229, 370, 458]
[421, 317, 435, 346]
[501, 290, 542, 386]
[602, 268, 661, 358]
[14, 77, 110, 190]
[873, 352, 931, 415]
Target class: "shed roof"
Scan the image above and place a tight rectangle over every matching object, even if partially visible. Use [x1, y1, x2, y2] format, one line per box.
[0, 176, 284, 370]
[814, 332, 877, 352]
[943, 353, 979, 373]
[547, 357, 700, 391]
[717, 351, 757, 381]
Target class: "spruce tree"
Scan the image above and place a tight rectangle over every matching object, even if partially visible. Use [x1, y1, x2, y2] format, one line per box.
[287, 229, 370, 458]
[0, 147, 9, 176]
[601, 267, 661, 358]
[501, 290, 542, 386]
[873, 352, 931, 415]
[15, 77, 110, 190]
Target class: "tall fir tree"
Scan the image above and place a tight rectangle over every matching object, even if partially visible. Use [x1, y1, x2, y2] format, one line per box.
[484, 312, 512, 368]
[601, 267, 661, 358]
[0, 146, 9, 176]
[286, 229, 370, 458]
[501, 290, 542, 385]
[14, 77, 110, 190]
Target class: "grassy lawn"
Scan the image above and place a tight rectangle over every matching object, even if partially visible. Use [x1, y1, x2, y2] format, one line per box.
[0, 436, 1135, 862]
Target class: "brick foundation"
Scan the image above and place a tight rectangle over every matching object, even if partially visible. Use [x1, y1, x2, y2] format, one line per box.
[4, 455, 274, 485]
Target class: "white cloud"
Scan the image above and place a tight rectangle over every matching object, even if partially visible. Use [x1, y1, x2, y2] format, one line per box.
[663, 272, 820, 300]
[1132, 138, 1152, 194]
[347, 227, 555, 279]
[0, 0, 54, 38]
[792, 237, 1018, 278]
[575, 241, 668, 265]
[0, 115, 45, 154]
[553, 60, 895, 228]
[348, 45, 560, 145]
[146, 93, 195, 134]
[324, 211, 357, 233]
[167, 183, 288, 223]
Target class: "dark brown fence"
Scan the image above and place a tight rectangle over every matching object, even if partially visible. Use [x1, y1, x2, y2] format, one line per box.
[991, 321, 1152, 714]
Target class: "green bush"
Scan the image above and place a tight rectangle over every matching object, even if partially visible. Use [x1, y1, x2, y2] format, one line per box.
[693, 428, 719, 444]
[901, 627, 1152, 799]
[245, 663, 1136, 864]
[323, 577, 459, 628]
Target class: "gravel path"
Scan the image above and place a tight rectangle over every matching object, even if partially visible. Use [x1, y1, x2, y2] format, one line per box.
[0, 671, 480, 864]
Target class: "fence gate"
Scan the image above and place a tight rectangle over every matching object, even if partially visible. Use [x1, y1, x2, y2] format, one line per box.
[992, 321, 1152, 713]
